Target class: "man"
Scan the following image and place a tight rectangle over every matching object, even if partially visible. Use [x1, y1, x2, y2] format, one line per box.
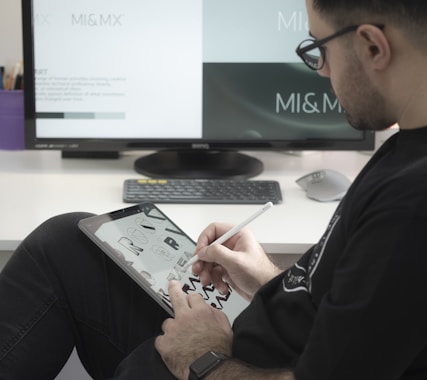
[159, 0, 427, 378]
[1, 0, 427, 379]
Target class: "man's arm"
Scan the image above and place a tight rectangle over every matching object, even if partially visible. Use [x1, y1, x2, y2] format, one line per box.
[155, 281, 295, 380]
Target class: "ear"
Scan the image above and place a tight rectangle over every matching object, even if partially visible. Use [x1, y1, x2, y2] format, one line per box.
[355, 25, 391, 70]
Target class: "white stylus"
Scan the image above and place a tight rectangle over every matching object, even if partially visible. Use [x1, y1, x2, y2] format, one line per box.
[182, 201, 273, 271]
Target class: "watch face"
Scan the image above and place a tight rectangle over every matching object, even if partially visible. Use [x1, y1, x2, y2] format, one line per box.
[190, 351, 228, 379]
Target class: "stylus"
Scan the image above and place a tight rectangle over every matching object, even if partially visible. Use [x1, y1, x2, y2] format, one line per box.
[182, 201, 273, 271]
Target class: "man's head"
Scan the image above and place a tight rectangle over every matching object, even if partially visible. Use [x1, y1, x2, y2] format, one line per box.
[311, 1, 427, 44]
[302, 0, 427, 131]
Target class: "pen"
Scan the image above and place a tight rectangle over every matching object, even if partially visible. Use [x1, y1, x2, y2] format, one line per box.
[183, 201, 274, 270]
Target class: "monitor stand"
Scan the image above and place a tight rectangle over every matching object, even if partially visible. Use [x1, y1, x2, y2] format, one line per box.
[133, 150, 264, 179]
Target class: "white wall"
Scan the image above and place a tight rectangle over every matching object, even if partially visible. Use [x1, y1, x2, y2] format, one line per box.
[0, 0, 23, 72]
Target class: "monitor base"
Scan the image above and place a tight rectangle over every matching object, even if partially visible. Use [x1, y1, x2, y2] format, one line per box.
[134, 150, 263, 179]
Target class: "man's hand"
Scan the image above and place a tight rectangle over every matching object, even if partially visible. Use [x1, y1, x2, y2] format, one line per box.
[155, 280, 233, 380]
[193, 223, 282, 301]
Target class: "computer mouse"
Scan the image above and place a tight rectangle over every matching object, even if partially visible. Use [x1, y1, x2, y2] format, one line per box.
[295, 169, 352, 202]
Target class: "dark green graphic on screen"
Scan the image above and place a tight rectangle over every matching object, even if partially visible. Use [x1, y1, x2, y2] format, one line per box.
[203, 63, 360, 142]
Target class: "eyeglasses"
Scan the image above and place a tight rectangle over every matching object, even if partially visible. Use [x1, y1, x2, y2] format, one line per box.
[295, 24, 384, 71]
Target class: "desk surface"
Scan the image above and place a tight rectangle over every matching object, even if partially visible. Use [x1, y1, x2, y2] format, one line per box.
[0, 150, 371, 253]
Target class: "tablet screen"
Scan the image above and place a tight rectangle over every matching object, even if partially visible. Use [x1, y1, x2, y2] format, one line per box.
[78, 203, 248, 322]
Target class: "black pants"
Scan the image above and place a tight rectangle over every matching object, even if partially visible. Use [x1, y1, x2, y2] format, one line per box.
[0, 213, 174, 379]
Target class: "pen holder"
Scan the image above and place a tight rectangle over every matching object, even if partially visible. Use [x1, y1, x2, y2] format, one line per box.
[0, 90, 25, 150]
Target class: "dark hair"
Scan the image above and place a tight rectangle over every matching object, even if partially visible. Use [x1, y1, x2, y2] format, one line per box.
[312, 0, 427, 42]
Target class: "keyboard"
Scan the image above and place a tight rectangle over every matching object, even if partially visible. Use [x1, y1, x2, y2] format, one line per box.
[123, 179, 283, 204]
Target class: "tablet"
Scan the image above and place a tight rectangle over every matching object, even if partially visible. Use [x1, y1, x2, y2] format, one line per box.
[78, 203, 248, 323]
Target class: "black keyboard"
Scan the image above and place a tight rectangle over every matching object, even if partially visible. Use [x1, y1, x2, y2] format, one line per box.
[123, 179, 283, 204]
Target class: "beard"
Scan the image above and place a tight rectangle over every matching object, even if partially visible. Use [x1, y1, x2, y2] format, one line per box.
[345, 101, 396, 132]
[332, 57, 397, 132]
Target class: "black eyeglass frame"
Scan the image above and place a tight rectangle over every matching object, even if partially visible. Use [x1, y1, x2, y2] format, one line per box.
[295, 24, 384, 71]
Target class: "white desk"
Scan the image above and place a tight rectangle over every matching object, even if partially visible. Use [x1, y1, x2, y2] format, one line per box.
[0, 150, 370, 254]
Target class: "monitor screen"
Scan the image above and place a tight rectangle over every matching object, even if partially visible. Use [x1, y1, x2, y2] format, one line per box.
[22, 0, 374, 178]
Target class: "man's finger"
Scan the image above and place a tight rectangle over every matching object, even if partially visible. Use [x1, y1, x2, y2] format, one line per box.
[168, 280, 188, 312]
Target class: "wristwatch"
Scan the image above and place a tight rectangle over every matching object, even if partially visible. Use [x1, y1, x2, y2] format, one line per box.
[189, 351, 229, 380]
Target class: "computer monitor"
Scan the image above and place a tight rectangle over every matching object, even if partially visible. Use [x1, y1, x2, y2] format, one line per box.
[22, 0, 374, 179]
